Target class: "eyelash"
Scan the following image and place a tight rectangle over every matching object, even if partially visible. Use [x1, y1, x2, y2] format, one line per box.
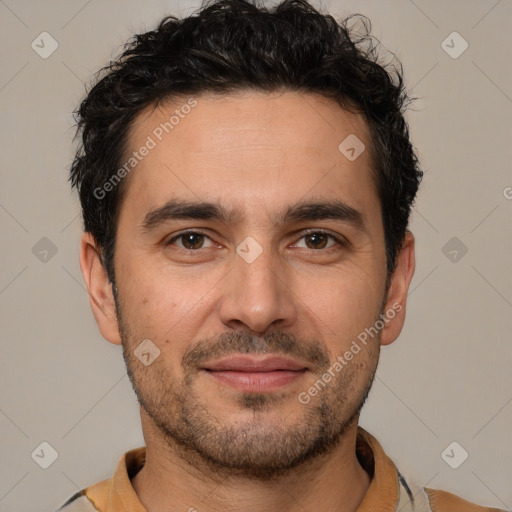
[166, 229, 347, 253]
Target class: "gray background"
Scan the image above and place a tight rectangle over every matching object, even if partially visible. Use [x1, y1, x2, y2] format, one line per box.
[0, 0, 511, 511]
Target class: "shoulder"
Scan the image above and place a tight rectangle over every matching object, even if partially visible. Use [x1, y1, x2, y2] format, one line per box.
[56, 489, 98, 512]
[57, 446, 145, 511]
[57, 479, 111, 512]
[424, 487, 508, 512]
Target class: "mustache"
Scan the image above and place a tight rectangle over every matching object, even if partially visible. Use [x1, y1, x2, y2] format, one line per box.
[182, 330, 330, 373]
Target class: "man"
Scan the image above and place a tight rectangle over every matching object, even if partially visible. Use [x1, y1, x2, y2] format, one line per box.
[58, 0, 505, 510]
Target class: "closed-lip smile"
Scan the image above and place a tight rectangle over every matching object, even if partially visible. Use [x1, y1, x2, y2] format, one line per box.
[200, 355, 309, 392]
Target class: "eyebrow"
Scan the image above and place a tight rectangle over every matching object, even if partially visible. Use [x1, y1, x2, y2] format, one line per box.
[140, 198, 366, 233]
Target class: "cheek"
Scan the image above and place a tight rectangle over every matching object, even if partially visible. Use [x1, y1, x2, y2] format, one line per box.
[116, 261, 173, 337]
[297, 267, 384, 338]
[117, 260, 218, 356]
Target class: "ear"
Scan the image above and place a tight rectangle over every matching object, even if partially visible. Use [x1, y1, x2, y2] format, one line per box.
[79, 232, 122, 345]
[380, 231, 416, 346]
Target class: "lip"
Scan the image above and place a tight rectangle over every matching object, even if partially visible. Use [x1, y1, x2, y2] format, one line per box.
[201, 355, 309, 392]
[201, 355, 309, 372]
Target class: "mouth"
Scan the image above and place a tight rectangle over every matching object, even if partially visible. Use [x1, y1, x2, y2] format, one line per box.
[200, 355, 309, 392]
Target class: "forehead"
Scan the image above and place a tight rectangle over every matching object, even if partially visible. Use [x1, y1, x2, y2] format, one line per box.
[119, 90, 377, 224]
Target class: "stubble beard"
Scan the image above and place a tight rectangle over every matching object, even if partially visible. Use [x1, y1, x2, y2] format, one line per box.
[117, 301, 380, 480]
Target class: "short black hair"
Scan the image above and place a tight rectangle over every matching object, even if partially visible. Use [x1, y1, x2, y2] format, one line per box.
[70, 0, 422, 283]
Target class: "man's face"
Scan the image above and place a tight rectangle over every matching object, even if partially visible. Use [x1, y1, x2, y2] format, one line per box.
[111, 91, 390, 477]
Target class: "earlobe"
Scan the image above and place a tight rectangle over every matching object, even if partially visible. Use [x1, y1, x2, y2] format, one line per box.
[380, 231, 416, 346]
[79, 233, 122, 345]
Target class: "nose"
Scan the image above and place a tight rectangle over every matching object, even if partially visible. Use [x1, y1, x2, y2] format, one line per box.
[218, 242, 297, 334]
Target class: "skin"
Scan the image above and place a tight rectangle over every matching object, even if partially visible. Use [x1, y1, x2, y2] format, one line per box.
[80, 90, 415, 512]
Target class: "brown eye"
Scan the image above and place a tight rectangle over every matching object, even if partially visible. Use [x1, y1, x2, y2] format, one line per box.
[295, 231, 339, 250]
[304, 232, 329, 249]
[169, 232, 213, 250]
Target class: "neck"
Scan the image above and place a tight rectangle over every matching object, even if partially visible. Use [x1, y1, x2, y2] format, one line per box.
[132, 412, 371, 512]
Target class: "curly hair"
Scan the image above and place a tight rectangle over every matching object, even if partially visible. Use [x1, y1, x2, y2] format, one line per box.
[70, 0, 422, 283]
